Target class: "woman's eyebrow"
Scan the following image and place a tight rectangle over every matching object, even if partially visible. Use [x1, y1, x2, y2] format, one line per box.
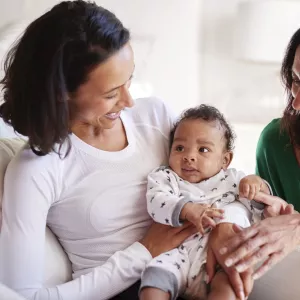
[103, 67, 135, 95]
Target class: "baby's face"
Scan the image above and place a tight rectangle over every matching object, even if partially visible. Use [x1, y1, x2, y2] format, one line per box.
[169, 119, 229, 183]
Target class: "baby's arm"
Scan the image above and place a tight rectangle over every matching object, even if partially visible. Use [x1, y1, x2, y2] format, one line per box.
[239, 174, 288, 219]
[147, 168, 223, 232]
[147, 167, 189, 227]
[239, 174, 271, 200]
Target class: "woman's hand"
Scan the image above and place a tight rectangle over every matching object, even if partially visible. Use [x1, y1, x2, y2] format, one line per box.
[219, 210, 300, 280]
[206, 223, 253, 300]
[254, 192, 290, 218]
[140, 222, 197, 258]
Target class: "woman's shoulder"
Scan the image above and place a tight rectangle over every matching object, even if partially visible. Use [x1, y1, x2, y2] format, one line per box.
[257, 118, 286, 148]
[7, 143, 65, 176]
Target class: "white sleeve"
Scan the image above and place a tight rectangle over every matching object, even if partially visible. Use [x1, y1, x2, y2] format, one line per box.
[0, 155, 152, 300]
[147, 168, 190, 227]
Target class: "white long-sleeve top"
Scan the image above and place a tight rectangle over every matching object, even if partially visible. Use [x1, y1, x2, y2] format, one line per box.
[0, 97, 175, 300]
[147, 167, 264, 229]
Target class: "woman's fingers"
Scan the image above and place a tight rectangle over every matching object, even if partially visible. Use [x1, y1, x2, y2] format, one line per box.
[219, 225, 259, 257]
[206, 245, 217, 283]
[241, 269, 254, 297]
[254, 192, 277, 206]
[283, 204, 295, 215]
[235, 243, 274, 272]
[253, 251, 283, 280]
[227, 269, 246, 300]
[224, 231, 269, 268]
[264, 205, 277, 217]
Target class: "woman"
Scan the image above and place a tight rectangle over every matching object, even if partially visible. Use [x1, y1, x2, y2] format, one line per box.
[213, 27, 300, 296]
[0, 1, 251, 300]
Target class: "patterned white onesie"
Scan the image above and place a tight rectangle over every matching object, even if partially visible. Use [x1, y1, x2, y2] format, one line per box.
[140, 167, 266, 300]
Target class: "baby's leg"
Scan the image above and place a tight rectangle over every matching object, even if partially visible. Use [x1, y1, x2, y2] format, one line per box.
[208, 271, 236, 300]
[139, 287, 170, 300]
[139, 247, 190, 300]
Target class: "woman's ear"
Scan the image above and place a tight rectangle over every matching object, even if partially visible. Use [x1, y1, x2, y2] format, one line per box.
[222, 151, 233, 170]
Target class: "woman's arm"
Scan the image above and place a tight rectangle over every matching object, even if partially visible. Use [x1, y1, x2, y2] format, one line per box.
[0, 154, 196, 300]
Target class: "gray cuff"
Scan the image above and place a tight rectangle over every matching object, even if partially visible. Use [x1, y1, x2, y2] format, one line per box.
[172, 198, 192, 227]
[140, 266, 179, 300]
[250, 199, 266, 210]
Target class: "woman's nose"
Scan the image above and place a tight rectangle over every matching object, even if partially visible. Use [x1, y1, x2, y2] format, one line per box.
[292, 89, 300, 111]
[120, 86, 134, 108]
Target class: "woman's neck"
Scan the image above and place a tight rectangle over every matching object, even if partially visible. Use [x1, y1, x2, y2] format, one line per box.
[70, 119, 128, 151]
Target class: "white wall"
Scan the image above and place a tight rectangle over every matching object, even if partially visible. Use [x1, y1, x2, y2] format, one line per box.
[200, 0, 294, 173]
[201, 0, 286, 124]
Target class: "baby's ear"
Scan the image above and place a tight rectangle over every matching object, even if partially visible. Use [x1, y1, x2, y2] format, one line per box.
[222, 151, 233, 169]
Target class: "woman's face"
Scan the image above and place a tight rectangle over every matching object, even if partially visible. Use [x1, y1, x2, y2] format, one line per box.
[70, 43, 135, 130]
[291, 46, 300, 110]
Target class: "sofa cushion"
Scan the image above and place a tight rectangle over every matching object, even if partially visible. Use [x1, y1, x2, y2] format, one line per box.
[0, 138, 25, 228]
[0, 138, 72, 286]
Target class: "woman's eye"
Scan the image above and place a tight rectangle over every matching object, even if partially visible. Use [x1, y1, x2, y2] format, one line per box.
[292, 76, 300, 85]
[105, 94, 117, 100]
[199, 147, 209, 153]
[175, 145, 184, 152]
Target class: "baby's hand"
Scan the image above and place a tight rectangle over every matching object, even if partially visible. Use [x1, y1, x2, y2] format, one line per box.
[239, 175, 269, 200]
[180, 203, 224, 234]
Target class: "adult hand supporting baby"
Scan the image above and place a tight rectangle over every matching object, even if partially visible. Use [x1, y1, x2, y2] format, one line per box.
[206, 223, 253, 300]
[254, 192, 296, 217]
[217, 199, 300, 281]
[140, 221, 197, 258]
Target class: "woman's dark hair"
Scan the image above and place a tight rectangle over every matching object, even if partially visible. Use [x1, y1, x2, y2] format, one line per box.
[0, 0, 130, 156]
[281, 28, 300, 147]
[170, 104, 236, 152]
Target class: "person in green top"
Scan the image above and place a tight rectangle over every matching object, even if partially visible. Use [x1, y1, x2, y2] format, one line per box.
[209, 29, 300, 295]
[256, 118, 300, 212]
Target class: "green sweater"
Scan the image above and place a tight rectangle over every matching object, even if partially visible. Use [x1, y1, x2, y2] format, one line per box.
[256, 118, 300, 212]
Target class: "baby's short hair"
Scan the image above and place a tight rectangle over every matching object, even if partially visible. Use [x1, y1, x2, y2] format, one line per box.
[170, 104, 236, 152]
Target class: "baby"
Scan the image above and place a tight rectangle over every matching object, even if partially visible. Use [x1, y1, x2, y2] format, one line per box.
[139, 105, 279, 300]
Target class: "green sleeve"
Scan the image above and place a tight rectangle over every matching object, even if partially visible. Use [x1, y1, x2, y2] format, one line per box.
[255, 119, 286, 200]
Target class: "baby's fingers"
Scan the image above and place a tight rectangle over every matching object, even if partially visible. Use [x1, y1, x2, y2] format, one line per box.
[202, 215, 217, 229]
[206, 208, 224, 219]
[196, 221, 205, 235]
[248, 185, 256, 200]
[240, 183, 250, 198]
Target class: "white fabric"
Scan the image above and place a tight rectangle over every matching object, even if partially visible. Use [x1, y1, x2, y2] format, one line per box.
[0, 139, 72, 289]
[144, 167, 258, 298]
[0, 97, 174, 300]
[0, 282, 26, 300]
[147, 167, 255, 229]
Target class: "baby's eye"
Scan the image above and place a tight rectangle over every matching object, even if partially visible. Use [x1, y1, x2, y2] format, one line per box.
[199, 147, 209, 153]
[175, 145, 184, 152]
